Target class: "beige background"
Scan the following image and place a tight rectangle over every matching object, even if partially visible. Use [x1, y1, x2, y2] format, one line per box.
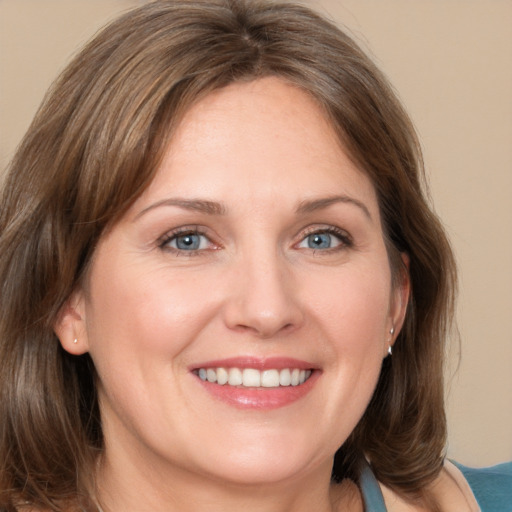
[1, 0, 511, 467]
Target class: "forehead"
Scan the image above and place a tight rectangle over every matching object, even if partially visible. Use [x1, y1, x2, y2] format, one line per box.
[128, 77, 380, 220]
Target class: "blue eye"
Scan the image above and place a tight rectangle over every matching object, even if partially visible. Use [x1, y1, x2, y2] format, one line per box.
[297, 228, 350, 251]
[307, 233, 333, 249]
[175, 233, 203, 250]
[160, 231, 210, 252]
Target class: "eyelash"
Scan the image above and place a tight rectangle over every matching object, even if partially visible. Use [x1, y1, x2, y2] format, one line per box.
[157, 225, 353, 256]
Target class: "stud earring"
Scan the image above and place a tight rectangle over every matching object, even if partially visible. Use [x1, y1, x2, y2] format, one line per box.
[390, 326, 395, 336]
[388, 345, 393, 356]
[73, 338, 78, 344]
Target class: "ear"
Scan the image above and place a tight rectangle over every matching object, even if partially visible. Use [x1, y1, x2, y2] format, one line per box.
[387, 252, 411, 353]
[53, 289, 89, 355]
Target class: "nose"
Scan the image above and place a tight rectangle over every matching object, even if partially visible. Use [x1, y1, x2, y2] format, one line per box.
[222, 250, 304, 339]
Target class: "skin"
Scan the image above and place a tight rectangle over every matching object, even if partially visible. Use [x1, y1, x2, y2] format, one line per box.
[55, 77, 411, 512]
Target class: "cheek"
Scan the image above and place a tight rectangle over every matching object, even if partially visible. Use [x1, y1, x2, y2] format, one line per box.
[306, 261, 391, 404]
[306, 263, 392, 342]
[82, 264, 219, 428]
[84, 262, 221, 365]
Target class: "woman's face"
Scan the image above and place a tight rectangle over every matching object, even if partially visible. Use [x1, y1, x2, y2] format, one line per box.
[58, 77, 407, 487]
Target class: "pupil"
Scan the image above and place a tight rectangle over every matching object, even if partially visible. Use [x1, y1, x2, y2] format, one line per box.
[309, 233, 330, 249]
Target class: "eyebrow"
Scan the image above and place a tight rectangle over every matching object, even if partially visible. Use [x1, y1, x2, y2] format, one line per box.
[134, 198, 227, 220]
[134, 194, 371, 221]
[296, 195, 372, 220]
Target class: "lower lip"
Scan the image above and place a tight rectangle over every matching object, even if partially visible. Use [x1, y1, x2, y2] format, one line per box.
[195, 371, 319, 410]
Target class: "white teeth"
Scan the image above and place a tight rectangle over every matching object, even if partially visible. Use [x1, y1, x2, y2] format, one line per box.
[279, 368, 291, 386]
[196, 367, 313, 388]
[216, 367, 229, 385]
[242, 368, 261, 387]
[228, 367, 243, 386]
[261, 369, 280, 387]
[291, 368, 300, 386]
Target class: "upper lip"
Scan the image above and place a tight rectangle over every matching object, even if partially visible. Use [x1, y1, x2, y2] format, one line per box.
[189, 356, 318, 371]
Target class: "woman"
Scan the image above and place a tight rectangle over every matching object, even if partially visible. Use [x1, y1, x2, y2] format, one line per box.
[0, 1, 510, 511]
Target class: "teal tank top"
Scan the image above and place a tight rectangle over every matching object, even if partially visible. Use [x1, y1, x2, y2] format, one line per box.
[359, 461, 512, 511]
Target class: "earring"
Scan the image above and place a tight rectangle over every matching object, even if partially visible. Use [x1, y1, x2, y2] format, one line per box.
[387, 326, 395, 356]
[73, 338, 78, 344]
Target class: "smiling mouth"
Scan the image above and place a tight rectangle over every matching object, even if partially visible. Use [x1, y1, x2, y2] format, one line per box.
[194, 367, 313, 388]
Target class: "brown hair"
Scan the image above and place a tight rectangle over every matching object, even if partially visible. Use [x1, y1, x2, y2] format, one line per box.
[0, 1, 456, 510]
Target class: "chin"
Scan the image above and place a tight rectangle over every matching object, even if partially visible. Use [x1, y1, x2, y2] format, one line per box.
[201, 455, 323, 487]
[187, 429, 331, 487]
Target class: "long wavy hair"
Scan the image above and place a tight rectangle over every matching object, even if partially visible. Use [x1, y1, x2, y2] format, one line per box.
[0, 1, 456, 510]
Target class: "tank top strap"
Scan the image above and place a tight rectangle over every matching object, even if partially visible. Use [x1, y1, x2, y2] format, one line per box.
[359, 462, 388, 512]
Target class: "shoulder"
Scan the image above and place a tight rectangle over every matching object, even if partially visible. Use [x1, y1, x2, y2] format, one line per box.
[452, 460, 512, 512]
